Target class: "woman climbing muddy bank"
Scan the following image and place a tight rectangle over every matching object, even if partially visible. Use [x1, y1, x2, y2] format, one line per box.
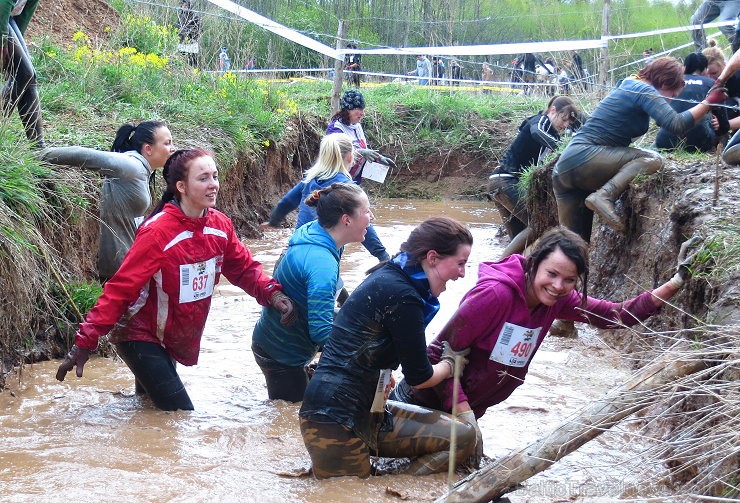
[392, 228, 702, 457]
[299, 217, 476, 478]
[553, 56, 726, 240]
[488, 95, 580, 257]
[41, 121, 176, 281]
[55, 149, 294, 411]
[252, 181, 374, 402]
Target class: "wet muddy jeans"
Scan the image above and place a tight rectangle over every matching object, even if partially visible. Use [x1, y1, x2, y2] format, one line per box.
[252, 342, 309, 402]
[114, 340, 194, 411]
[488, 175, 528, 239]
[553, 144, 661, 242]
[300, 400, 474, 478]
[3, 18, 44, 146]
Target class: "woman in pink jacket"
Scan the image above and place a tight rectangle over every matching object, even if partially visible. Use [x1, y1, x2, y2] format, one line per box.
[55, 148, 294, 410]
[392, 227, 699, 464]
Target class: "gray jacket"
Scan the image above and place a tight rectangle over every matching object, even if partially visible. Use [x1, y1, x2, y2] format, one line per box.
[42, 147, 153, 280]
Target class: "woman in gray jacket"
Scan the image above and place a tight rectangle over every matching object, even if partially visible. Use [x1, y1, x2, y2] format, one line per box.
[42, 121, 175, 280]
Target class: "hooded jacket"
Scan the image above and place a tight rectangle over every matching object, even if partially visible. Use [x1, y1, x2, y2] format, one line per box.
[75, 202, 281, 366]
[411, 255, 659, 418]
[252, 220, 341, 366]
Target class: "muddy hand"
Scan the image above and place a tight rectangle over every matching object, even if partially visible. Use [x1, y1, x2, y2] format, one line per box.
[459, 410, 483, 469]
[676, 233, 704, 281]
[440, 341, 471, 372]
[270, 291, 296, 326]
[377, 155, 397, 168]
[55, 345, 90, 381]
[356, 148, 380, 162]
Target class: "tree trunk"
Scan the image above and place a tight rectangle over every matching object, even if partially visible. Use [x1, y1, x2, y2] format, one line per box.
[436, 352, 709, 503]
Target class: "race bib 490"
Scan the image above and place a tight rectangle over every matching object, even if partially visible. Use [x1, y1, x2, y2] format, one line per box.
[179, 258, 216, 303]
[489, 322, 542, 367]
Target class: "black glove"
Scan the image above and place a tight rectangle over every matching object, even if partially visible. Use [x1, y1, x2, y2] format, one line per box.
[55, 345, 90, 381]
[270, 291, 296, 326]
[376, 155, 397, 168]
[356, 148, 380, 162]
[459, 410, 484, 469]
[670, 234, 704, 287]
[440, 341, 471, 375]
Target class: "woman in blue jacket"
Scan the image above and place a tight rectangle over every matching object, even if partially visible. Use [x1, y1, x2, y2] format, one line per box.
[252, 181, 374, 402]
[262, 133, 389, 262]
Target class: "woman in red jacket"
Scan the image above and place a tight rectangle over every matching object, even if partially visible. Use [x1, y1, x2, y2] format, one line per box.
[55, 148, 294, 410]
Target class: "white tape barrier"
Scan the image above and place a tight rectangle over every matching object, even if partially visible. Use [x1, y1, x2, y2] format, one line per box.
[205, 0, 737, 60]
[209, 67, 571, 89]
[205, 0, 340, 60]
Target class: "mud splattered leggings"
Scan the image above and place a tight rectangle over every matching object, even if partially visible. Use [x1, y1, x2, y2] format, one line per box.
[488, 174, 528, 239]
[300, 400, 475, 479]
[553, 144, 662, 242]
[2, 18, 43, 146]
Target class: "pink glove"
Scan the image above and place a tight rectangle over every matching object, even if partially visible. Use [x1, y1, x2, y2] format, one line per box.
[704, 85, 729, 105]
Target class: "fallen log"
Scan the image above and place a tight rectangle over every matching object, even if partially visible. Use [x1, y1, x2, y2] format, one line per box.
[436, 351, 709, 503]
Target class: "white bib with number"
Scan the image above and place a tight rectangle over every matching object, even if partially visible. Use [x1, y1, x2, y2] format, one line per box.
[489, 322, 542, 367]
[179, 258, 216, 303]
[370, 369, 393, 413]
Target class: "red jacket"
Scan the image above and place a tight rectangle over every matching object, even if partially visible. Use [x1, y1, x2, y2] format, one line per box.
[75, 203, 282, 365]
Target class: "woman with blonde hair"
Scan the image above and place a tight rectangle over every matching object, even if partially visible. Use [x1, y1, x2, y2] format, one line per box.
[262, 132, 389, 261]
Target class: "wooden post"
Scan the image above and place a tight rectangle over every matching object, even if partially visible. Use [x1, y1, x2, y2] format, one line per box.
[598, 0, 611, 95]
[331, 20, 347, 115]
[436, 352, 708, 503]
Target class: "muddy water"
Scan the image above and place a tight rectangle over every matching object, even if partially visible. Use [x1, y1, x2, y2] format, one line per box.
[0, 199, 667, 502]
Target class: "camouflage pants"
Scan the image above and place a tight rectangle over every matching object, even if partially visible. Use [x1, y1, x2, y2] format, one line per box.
[300, 400, 475, 479]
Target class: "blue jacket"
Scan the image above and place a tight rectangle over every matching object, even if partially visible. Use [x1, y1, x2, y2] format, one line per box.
[267, 172, 389, 261]
[655, 74, 729, 152]
[252, 221, 340, 366]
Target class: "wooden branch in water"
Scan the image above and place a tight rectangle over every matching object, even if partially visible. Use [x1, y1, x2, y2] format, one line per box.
[436, 353, 709, 503]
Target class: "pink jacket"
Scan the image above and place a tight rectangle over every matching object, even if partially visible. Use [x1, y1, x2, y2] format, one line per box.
[75, 203, 281, 365]
[415, 255, 659, 418]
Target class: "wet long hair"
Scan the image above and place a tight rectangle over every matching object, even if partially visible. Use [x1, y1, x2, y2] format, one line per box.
[303, 133, 353, 183]
[400, 217, 473, 266]
[525, 227, 589, 306]
[304, 182, 366, 229]
[683, 52, 708, 75]
[637, 57, 684, 93]
[111, 120, 167, 154]
[145, 148, 211, 221]
[545, 95, 579, 125]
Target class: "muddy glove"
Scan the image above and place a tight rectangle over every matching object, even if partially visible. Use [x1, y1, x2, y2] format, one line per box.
[0, 36, 11, 69]
[704, 84, 729, 105]
[356, 148, 380, 162]
[376, 155, 397, 168]
[440, 341, 471, 375]
[55, 345, 90, 381]
[459, 410, 484, 469]
[270, 291, 296, 326]
[669, 234, 704, 288]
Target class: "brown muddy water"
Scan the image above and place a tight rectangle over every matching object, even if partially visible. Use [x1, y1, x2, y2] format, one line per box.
[0, 199, 670, 502]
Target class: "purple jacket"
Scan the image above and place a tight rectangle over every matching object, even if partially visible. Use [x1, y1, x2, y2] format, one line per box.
[413, 255, 659, 418]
